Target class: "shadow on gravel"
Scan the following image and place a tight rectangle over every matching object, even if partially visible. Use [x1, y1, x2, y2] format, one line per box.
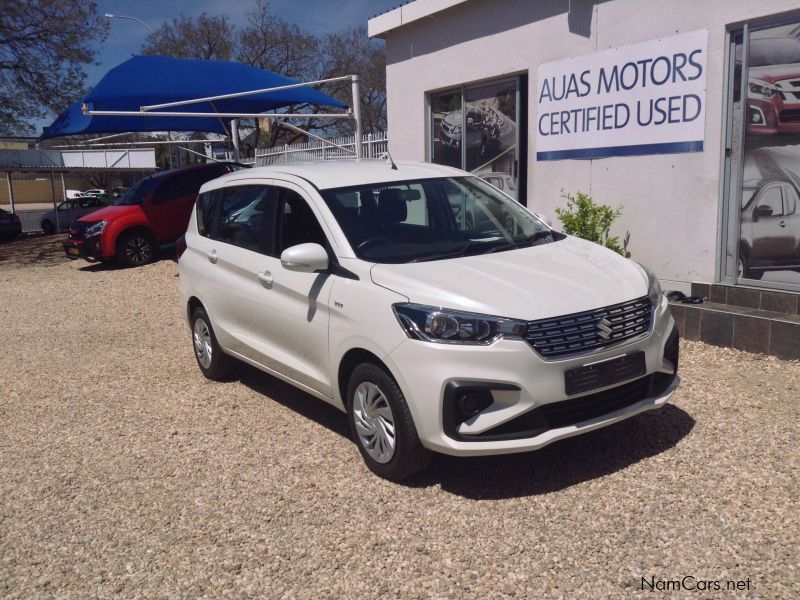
[415, 405, 695, 499]
[238, 364, 351, 438]
[78, 255, 176, 272]
[0, 234, 67, 268]
[239, 362, 695, 499]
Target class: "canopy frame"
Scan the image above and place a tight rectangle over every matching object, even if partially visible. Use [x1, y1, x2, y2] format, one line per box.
[80, 74, 364, 159]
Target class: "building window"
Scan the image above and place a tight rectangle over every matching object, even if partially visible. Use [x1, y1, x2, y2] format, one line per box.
[429, 75, 526, 204]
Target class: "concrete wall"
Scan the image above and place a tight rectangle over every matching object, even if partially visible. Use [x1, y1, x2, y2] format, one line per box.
[379, 0, 800, 291]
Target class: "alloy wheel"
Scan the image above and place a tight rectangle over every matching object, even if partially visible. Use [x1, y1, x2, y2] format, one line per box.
[193, 318, 213, 369]
[125, 236, 152, 264]
[352, 381, 396, 464]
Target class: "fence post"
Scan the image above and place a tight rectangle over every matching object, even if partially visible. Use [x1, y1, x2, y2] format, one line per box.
[6, 172, 14, 214]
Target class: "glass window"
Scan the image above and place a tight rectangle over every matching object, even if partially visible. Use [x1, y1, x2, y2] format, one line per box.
[430, 90, 463, 169]
[321, 176, 552, 264]
[430, 77, 523, 204]
[276, 188, 328, 254]
[782, 183, 798, 215]
[196, 191, 218, 238]
[216, 186, 275, 254]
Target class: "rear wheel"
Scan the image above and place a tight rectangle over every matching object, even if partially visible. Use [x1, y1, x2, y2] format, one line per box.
[117, 230, 155, 267]
[41, 220, 55, 235]
[191, 306, 235, 381]
[347, 363, 431, 481]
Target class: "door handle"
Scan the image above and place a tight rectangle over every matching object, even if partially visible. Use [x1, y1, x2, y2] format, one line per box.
[258, 270, 273, 288]
[779, 220, 786, 228]
[207, 249, 218, 264]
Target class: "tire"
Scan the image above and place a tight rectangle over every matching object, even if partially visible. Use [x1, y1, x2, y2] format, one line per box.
[738, 252, 763, 280]
[347, 363, 431, 481]
[190, 306, 236, 381]
[41, 220, 55, 235]
[117, 229, 155, 267]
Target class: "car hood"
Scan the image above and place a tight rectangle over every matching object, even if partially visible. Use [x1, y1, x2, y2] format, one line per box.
[749, 65, 800, 82]
[369, 236, 649, 321]
[75, 204, 138, 223]
[442, 112, 463, 127]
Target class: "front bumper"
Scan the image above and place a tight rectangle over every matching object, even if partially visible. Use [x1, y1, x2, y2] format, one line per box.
[63, 232, 109, 261]
[0, 222, 22, 237]
[384, 295, 679, 456]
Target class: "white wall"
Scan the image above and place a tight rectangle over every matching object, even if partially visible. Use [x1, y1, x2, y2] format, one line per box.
[378, 0, 800, 290]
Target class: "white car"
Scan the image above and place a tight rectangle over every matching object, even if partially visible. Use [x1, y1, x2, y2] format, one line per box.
[179, 160, 679, 481]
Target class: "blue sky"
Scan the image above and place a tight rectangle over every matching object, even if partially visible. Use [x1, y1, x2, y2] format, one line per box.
[37, 0, 400, 132]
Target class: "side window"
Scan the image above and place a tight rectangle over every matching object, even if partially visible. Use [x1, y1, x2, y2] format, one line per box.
[153, 172, 195, 203]
[216, 186, 276, 254]
[781, 184, 798, 215]
[276, 188, 328, 254]
[756, 186, 784, 217]
[196, 191, 218, 238]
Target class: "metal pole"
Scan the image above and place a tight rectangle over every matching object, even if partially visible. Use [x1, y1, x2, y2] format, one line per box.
[231, 119, 241, 161]
[140, 75, 354, 111]
[352, 75, 363, 159]
[60, 173, 67, 212]
[6, 172, 14, 214]
[51, 171, 60, 233]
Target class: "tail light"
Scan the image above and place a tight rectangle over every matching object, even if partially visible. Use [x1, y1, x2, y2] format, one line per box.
[176, 235, 187, 260]
[10, 214, 19, 223]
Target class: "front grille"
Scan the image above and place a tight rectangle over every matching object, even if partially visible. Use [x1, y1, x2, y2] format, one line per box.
[68, 220, 89, 240]
[779, 108, 800, 123]
[525, 296, 652, 359]
[459, 373, 676, 441]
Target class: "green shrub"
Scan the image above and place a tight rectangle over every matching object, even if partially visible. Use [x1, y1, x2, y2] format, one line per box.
[555, 190, 630, 257]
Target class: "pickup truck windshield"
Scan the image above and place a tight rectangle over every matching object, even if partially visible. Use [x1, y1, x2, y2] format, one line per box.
[320, 176, 554, 263]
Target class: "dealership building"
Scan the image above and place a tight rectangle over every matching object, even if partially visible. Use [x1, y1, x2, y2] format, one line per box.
[369, 0, 800, 289]
[369, 0, 800, 357]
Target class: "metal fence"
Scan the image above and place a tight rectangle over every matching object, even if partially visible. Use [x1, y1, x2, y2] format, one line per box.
[254, 132, 388, 166]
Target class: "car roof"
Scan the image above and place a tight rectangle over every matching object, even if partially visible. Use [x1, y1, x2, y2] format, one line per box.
[200, 159, 468, 192]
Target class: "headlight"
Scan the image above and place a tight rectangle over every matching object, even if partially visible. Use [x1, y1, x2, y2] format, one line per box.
[749, 81, 777, 98]
[393, 304, 527, 344]
[639, 264, 663, 308]
[84, 220, 107, 237]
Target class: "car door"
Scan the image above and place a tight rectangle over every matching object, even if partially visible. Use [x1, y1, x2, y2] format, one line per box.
[147, 168, 225, 241]
[779, 182, 800, 262]
[749, 184, 794, 261]
[202, 181, 335, 398]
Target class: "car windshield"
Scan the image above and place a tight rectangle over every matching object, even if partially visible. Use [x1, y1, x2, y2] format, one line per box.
[320, 176, 554, 263]
[114, 177, 160, 206]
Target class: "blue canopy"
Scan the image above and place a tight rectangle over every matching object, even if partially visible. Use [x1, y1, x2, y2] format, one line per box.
[41, 55, 347, 140]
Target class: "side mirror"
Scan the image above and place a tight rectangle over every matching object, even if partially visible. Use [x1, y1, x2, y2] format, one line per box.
[753, 205, 773, 221]
[280, 243, 329, 273]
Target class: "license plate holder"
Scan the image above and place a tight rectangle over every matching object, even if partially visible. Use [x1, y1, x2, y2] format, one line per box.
[565, 351, 646, 395]
[68, 247, 80, 256]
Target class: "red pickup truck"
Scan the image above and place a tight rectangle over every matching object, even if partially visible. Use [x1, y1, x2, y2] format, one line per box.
[64, 162, 241, 266]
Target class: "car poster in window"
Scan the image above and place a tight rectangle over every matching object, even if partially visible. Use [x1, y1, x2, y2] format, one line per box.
[737, 23, 800, 286]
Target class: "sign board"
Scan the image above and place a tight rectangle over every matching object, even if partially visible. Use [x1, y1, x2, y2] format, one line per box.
[535, 30, 708, 160]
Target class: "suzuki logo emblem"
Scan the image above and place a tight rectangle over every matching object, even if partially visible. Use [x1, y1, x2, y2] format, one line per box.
[596, 317, 613, 340]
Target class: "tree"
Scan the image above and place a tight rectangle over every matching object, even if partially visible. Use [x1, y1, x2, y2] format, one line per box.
[319, 26, 387, 135]
[0, 0, 108, 135]
[142, 13, 235, 61]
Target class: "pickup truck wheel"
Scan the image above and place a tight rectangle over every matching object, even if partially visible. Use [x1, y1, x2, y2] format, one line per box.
[191, 306, 235, 380]
[117, 230, 155, 267]
[347, 363, 431, 481]
[41, 220, 55, 235]
[738, 253, 763, 280]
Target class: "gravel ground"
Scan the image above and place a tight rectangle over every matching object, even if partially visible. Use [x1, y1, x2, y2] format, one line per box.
[1, 235, 798, 598]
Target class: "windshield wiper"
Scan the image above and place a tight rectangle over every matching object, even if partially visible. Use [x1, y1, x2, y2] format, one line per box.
[482, 230, 553, 255]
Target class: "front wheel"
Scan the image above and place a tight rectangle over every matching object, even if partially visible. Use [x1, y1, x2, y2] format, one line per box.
[117, 230, 155, 267]
[347, 363, 431, 481]
[41, 220, 55, 235]
[738, 253, 763, 280]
